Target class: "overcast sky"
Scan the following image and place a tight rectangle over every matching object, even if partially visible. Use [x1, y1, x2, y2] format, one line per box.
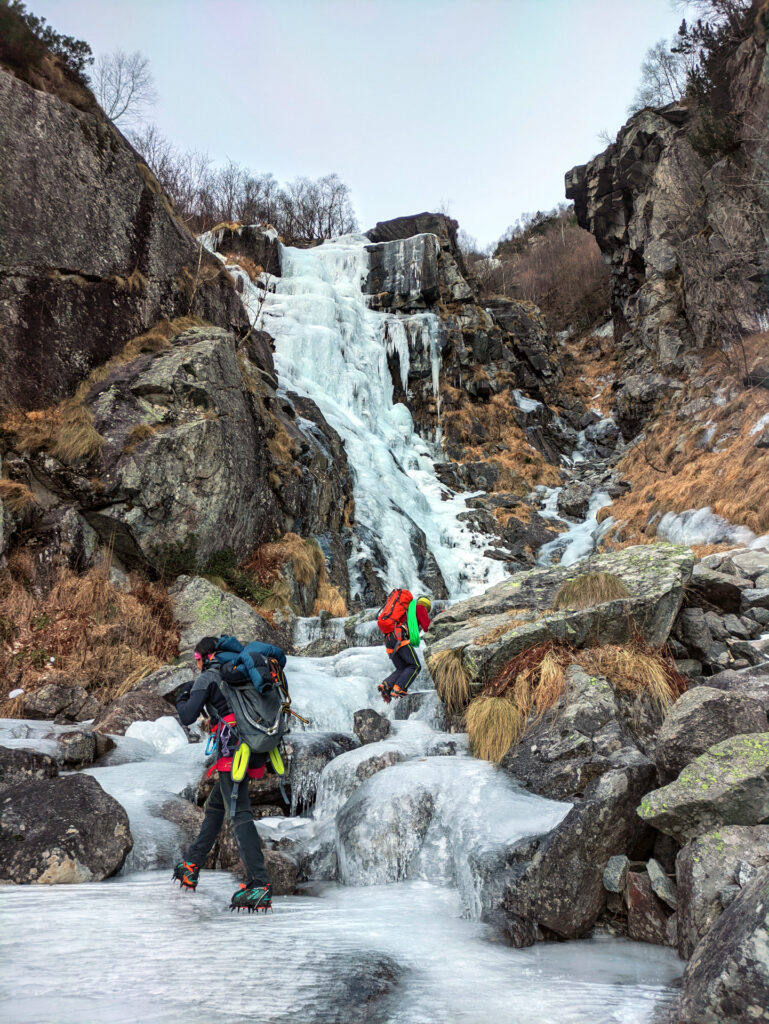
[34, 0, 684, 246]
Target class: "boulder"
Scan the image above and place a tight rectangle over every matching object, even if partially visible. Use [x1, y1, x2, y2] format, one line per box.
[0, 67, 248, 413]
[676, 825, 769, 958]
[284, 732, 359, 814]
[647, 857, 677, 909]
[638, 733, 769, 842]
[365, 233, 472, 310]
[626, 870, 669, 945]
[730, 550, 769, 580]
[427, 544, 694, 689]
[500, 762, 656, 943]
[23, 680, 94, 722]
[58, 729, 97, 768]
[0, 774, 132, 882]
[500, 664, 656, 800]
[742, 588, 769, 613]
[169, 575, 284, 655]
[677, 866, 769, 1024]
[132, 663, 195, 702]
[674, 607, 713, 663]
[689, 564, 745, 614]
[0, 745, 58, 790]
[655, 687, 768, 783]
[353, 709, 392, 746]
[706, 666, 769, 713]
[557, 482, 592, 520]
[92, 690, 180, 736]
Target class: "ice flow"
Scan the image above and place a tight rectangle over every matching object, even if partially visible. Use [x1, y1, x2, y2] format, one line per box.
[232, 232, 507, 600]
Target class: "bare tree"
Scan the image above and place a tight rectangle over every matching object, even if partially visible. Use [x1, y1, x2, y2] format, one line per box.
[628, 39, 689, 113]
[91, 49, 157, 126]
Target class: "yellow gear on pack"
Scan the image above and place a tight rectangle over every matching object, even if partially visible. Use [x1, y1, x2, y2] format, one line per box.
[231, 742, 250, 782]
[269, 747, 285, 775]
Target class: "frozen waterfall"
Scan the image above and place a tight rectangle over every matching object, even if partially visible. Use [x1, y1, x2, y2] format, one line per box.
[225, 233, 507, 601]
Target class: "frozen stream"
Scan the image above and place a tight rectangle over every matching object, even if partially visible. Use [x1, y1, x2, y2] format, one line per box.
[0, 873, 681, 1024]
[0, 642, 682, 1023]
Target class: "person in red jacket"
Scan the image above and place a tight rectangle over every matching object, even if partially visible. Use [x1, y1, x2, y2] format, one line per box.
[378, 595, 432, 703]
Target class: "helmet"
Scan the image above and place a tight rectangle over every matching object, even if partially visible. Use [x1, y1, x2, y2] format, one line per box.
[416, 596, 432, 610]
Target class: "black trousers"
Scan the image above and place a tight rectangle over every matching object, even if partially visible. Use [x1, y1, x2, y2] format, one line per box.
[185, 772, 269, 887]
[384, 644, 421, 692]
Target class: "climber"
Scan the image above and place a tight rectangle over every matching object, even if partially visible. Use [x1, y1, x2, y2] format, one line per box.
[172, 635, 286, 913]
[378, 593, 432, 703]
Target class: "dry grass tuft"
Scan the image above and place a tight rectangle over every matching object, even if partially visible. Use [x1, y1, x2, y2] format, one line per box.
[580, 643, 685, 710]
[427, 648, 471, 716]
[224, 252, 263, 282]
[466, 696, 523, 762]
[49, 402, 105, 462]
[0, 565, 178, 718]
[0, 479, 36, 514]
[552, 572, 630, 611]
[313, 581, 348, 618]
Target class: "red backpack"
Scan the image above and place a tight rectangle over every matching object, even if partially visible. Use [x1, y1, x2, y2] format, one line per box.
[377, 588, 413, 634]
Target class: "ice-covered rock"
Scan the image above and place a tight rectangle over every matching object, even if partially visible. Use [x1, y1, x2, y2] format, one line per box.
[124, 717, 189, 756]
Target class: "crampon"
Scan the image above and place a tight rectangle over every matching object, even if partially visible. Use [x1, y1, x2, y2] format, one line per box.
[172, 861, 199, 891]
[377, 683, 392, 704]
[230, 882, 273, 914]
[391, 683, 409, 698]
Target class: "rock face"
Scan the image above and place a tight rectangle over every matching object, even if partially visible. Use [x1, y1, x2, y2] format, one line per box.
[655, 687, 768, 783]
[0, 67, 247, 412]
[638, 733, 769, 842]
[366, 233, 473, 310]
[565, 14, 769, 437]
[428, 543, 693, 688]
[677, 865, 769, 1024]
[205, 224, 281, 278]
[0, 774, 132, 883]
[676, 825, 769, 959]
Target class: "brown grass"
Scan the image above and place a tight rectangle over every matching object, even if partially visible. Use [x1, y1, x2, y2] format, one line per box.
[466, 696, 523, 762]
[0, 479, 36, 514]
[605, 338, 769, 546]
[552, 572, 630, 611]
[313, 581, 348, 617]
[0, 565, 179, 718]
[224, 253, 263, 282]
[210, 221, 243, 234]
[427, 648, 471, 716]
[440, 385, 561, 493]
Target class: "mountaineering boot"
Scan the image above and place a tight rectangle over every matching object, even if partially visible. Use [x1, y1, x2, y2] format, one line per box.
[230, 882, 273, 913]
[391, 683, 409, 699]
[172, 861, 200, 891]
[377, 683, 392, 704]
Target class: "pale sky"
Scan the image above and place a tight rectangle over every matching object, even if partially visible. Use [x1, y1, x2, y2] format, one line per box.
[34, 0, 684, 246]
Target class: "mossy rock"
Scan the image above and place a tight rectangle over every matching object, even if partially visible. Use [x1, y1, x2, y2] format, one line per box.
[637, 733, 769, 842]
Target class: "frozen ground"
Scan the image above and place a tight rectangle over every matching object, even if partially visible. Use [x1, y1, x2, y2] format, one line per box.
[0, 873, 682, 1024]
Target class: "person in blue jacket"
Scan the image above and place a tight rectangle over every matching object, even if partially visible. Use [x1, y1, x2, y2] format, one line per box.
[172, 635, 287, 913]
